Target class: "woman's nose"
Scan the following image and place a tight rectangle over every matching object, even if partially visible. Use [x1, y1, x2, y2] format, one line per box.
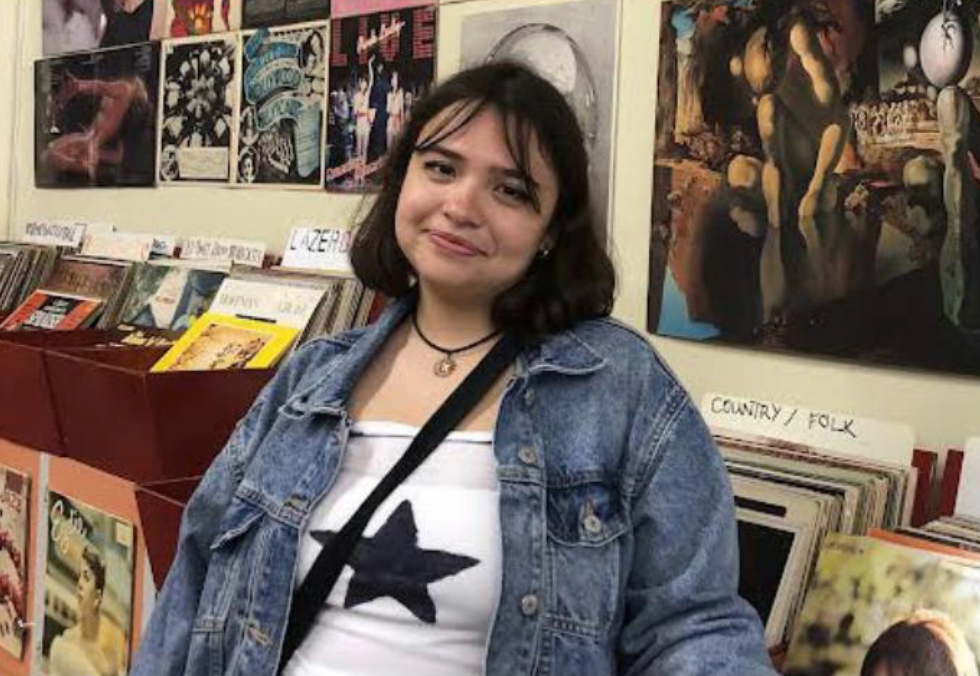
[442, 179, 482, 227]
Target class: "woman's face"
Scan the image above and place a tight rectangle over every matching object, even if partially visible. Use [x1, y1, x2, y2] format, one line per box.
[394, 105, 559, 306]
[76, 558, 101, 618]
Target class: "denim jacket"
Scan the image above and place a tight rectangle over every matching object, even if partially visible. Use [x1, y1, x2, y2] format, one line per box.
[131, 298, 777, 676]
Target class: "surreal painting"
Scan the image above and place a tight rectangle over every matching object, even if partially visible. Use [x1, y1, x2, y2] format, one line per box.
[649, 0, 980, 375]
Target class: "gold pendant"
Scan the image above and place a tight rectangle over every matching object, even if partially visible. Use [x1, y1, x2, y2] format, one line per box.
[434, 355, 456, 377]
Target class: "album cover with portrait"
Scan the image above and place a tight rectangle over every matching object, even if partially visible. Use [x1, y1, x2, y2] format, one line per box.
[41, 491, 135, 676]
[116, 263, 227, 331]
[0, 466, 29, 661]
[784, 534, 980, 676]
[158, 33, 240, 183]
[325, 0, 436, 192]
[235, 22, 327, 188]
[35, 42, 161, 188]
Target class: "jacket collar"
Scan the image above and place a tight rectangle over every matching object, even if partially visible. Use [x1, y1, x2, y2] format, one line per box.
[288, 294, 606, 414]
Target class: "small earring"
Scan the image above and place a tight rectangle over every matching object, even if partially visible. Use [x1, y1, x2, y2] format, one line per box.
[538, 246, 551, 259]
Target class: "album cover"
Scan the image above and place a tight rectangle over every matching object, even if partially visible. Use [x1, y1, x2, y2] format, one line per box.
[458, 0, 617, 238]
[165, 0, 241, 37]
[649, 0, 980, 375]
[235, 22, 327, 187]
[0, 291, 103, 332]
[42, 257, 132, 303]
[35, 42, 161, 188]
[116, 264, 227, 330]
[0, 467, 29, 661]
[150, 312, 299, 371]
[325, 1, 436, 192]
[41, 491, 135, 676]
[784, 534, 980, 676]
[158, 33, 239, 183]
[242, 0, 329, 28]
[42, 0, 167, 56]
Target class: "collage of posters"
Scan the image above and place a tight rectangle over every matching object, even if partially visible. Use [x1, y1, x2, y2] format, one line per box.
[649, 0, 980, 375]
[42, 491, 135, 676]
[237, 22, 327, 187]
[0, 467, 29, 661]
[158, 33, 239, 183]
[325, 1, 436, 191]
[458, 0, 618, 238]
[35, 42, 161, 188]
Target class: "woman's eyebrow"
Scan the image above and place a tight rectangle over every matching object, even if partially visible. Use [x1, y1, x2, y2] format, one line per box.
[420, 144, 539, 187]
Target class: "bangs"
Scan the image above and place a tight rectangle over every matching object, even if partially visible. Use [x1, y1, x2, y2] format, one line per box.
[414, 98, 546, 213]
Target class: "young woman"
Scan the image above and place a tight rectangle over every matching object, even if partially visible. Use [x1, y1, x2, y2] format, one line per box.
[131, 62, 775, 676]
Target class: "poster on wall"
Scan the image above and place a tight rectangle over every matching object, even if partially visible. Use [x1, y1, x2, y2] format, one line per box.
[42, 0, 168, 57]
[325, 0, 437, 192]
[41, 491, 135, 676]
[649, 0, 980, 376]
[0, 466, 29, 661]
[165, 0, 242, 37]
[458, 0, 619, 239]
[35, 42, 161, 188]
[242, 0, 330, 28]
[158, 33, 239, 183]
[235, 22, 327, 188]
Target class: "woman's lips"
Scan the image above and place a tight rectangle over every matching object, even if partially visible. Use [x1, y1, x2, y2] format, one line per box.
[427, 231, 482, 256]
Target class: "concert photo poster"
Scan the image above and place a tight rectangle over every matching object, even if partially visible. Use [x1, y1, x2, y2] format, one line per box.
[458, 0, 618, 239]
[42, 0, 167, 57]
[41, 491, 135, 676]
[158, 33, 239, 183]
[35, 42, 161, 188]
[325, 1, 437, 193]
[235, 22, 327, 188]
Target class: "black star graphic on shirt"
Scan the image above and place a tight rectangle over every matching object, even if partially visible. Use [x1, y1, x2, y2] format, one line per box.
[311, 500, 479, 623]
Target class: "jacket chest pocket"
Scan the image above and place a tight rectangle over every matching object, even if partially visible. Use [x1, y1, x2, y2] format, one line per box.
[189, 498, 269, 676]
[544, 478, 628, 638]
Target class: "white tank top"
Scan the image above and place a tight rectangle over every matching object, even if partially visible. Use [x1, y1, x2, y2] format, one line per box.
[281, 421, 502, 676]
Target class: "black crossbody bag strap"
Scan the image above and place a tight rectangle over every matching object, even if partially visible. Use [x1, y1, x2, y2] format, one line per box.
[277, 333, 521, 672]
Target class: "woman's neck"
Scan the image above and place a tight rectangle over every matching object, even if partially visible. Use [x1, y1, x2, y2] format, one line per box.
[414, 289, 496, 347]
[80, 611, 100, 642]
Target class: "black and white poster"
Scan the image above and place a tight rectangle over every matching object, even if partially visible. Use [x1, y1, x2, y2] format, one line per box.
[325, 1, 437, 192]
[158, 33, 239, 183]
[35, 42, 161, 188]
[458, 0, 618, 239]
[235, 22, 327, 188]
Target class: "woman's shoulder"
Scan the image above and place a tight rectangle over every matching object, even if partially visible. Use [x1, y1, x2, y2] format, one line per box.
[561, 317, 683, 387]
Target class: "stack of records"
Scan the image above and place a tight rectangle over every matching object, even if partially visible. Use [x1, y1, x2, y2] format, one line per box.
[38, 255, 137, 328]
[207, 271, 333, 339]
[783, 533, 980, 676]
[875, 515, 980, 556]
[0, 243, 60, 317]
[717, 434, 920, 649]
[0, 290, 104, 331]
[114, 260, 229, 343]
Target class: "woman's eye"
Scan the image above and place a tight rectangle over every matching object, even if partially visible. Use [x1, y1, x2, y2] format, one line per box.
[422, 160, 454, 179]
[498, 183, 531, 204]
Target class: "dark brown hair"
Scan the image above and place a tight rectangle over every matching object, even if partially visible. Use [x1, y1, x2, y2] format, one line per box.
[349, 61, 615, 339]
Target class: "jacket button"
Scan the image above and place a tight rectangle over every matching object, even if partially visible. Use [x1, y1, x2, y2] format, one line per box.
[520, 593, 539, 617]
[517, 445, 537, 466]
[583, 513, 603, 535]
[523, 388, 535, 407]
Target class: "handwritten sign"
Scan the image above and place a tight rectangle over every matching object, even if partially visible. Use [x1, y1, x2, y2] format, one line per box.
[150, 235, 179, 257]
[280, 226, 353, 273]
[21, 219, 87, 248]
[956, 437, 980, 519]
[81, 231, 154, 262]
[701, 392, 915, 465]
[180, 236, 266, 267]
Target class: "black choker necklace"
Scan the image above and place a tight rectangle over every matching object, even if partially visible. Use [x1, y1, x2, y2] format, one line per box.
[412, 312, 500, 377]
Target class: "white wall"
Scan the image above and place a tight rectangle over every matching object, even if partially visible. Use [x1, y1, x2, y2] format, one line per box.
[0, 0, 23, 239]
[5, 0, 979, 456]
